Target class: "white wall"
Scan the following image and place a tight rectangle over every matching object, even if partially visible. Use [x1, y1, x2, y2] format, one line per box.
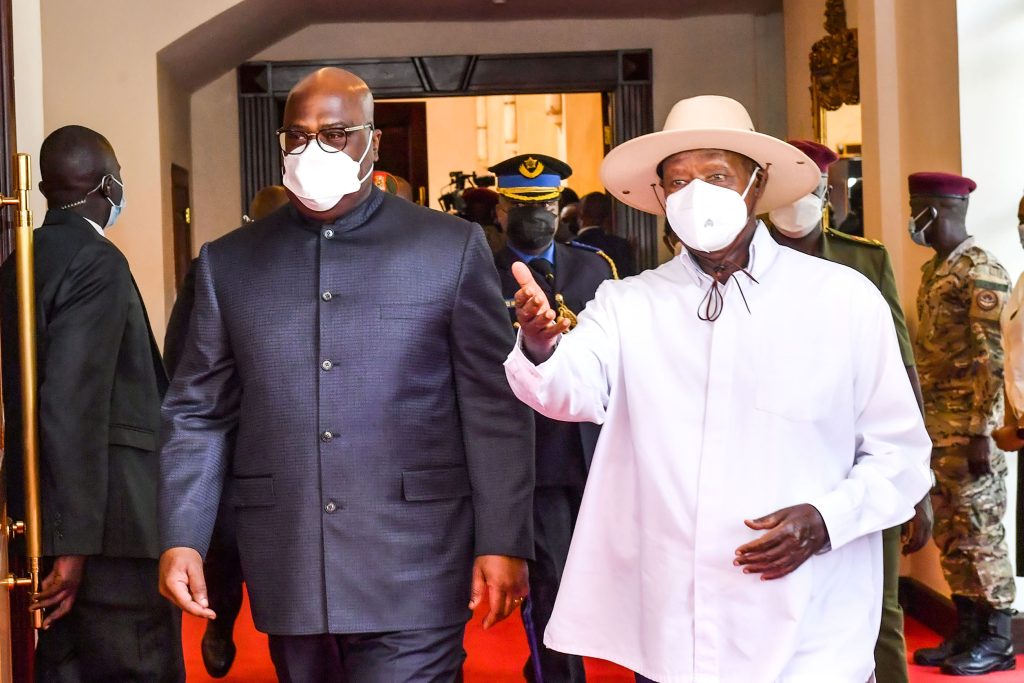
[958, 1, 1024, 280]
[11, 0, 46, 219]
[191, 13, 787, 250]
[190, 71, 242, 253]
[37, 0, 245, 340]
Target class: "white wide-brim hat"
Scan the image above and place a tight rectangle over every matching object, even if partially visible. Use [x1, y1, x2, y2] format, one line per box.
[601, 95, 820, 215]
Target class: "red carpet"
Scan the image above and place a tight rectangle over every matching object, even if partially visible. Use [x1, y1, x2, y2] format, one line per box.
[182, 590, 1024, 681]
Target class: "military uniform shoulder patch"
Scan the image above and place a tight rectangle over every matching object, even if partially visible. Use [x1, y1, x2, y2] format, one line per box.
[569, 241, 620, 280]
[826, 228, 884, 249]
[975, 289, 999, 311]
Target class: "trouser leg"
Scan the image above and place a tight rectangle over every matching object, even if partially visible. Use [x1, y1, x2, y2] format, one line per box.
[523, 486, 586, 683]
[203, 505, 244, 633]
[267, 634, 342, 683]
[932, 444, 1016, 610]
[339, 622, 467, 683]
[36, 556, 183, 683]
[873, 526, 909, 683]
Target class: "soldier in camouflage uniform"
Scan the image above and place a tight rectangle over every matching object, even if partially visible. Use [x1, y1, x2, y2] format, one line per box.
[908, 172, 1016, 676]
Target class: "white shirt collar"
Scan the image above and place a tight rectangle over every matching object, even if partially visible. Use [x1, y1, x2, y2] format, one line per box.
[678, 221, 778, 286]
[83, 216, 104, 236]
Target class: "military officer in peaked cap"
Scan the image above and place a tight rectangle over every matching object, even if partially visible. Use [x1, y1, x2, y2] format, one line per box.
[908, 171, 1016, 676]
[489, 153, 616, 683]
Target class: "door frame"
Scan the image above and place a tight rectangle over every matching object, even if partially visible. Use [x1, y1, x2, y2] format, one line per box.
[237, 50, 658, 269]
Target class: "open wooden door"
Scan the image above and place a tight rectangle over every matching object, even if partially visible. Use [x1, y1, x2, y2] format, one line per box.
[373, 102, 428, 205]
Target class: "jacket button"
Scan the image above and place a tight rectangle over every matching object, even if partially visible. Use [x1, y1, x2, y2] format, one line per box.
[321, 291, 333, 301]
[324, 501, 337, 513]
[321, 360, 333, 371]
[323, 229, 335, 239]
[321, 431, 334, 442]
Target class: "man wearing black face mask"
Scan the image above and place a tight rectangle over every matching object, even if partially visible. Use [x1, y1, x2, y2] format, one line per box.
[490, 154, 615, 683]
[0, 125, 182, 681]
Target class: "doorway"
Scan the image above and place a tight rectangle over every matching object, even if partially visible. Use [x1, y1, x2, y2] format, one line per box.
[237, 50, 657, 269]
[170, 164, 193, 293]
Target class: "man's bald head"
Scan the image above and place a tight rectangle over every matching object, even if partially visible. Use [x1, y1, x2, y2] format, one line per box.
[285, 68, 374, 123]
[39, 125, 120, 208]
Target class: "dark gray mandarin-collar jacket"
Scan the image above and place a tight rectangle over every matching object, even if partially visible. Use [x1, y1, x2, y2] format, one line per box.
[159, 189, 535, 635]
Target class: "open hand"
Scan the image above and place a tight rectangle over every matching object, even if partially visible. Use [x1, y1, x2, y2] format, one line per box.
[468, 555, 529, 630]
[512, 261, 569, 362]
[159, 547, 217, 619]
[734, 504, 829, 580]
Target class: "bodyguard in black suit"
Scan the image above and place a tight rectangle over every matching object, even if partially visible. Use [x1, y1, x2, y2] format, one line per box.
[0, 126, 182, 682]
[158, 68, 534, 682]
[488, 154, 616, 683]
[574, 191, 637, 277]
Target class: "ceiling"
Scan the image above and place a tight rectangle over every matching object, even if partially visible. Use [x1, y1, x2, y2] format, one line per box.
[159, 0, 782, 92]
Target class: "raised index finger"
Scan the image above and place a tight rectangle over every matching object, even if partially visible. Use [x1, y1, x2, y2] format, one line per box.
[512, 261, 538, 289]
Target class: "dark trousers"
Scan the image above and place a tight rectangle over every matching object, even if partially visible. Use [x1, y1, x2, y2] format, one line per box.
[204, 501, 244, 637]
[523, 485, 586, 683]
[268, 621, 467, 683]
[35, 556, 183, 683]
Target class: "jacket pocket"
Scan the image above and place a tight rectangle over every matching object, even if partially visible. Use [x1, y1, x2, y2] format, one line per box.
[231, 475, 275, 508]
[108, 424, 156, 451]
[402, 466, 472, 502]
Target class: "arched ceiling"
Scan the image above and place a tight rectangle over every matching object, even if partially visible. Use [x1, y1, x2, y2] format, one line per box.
[158, 0, 781, 92]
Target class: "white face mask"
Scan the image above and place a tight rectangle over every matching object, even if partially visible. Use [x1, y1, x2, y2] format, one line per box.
[665, 169, 759, 253]
[282, 134, 374, 212]
[769, 192, 824, 238]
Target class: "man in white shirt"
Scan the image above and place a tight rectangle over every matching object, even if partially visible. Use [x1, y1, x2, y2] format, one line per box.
[503, 95, 932, 683]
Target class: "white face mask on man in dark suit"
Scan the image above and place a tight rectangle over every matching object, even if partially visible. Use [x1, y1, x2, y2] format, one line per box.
[282, 135, 374, 212]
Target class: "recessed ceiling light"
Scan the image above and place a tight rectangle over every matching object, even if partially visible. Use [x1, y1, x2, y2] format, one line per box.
[492, 0, 507, 4]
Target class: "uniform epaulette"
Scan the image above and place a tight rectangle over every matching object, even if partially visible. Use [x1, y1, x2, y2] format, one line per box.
[826, 228, 885, 249]
[569, 241, 619, 280]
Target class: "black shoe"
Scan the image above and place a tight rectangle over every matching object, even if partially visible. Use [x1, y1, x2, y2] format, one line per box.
[941, 606, 1016, 676]
[201, 623, 237, 679]
[914, 595, 978, 666]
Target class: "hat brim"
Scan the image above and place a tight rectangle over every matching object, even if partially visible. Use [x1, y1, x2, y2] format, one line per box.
[600, 128, 821, 215]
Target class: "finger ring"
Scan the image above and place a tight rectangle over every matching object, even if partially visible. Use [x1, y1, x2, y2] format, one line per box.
[513, 596, 524, 604]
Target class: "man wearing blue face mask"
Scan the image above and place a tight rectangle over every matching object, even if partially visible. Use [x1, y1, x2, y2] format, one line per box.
[159, 68, 534, 682]
[0, 125, 182, 681]
[504, 96, 932, 682]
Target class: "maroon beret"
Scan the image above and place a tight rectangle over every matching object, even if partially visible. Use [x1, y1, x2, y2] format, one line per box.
[788, 140, 839, 174]
[462, 187, 499, 206]
[908, 172, 976, 198]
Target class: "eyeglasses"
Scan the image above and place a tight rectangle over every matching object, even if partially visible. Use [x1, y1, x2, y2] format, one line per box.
[276, 123, 374, 155]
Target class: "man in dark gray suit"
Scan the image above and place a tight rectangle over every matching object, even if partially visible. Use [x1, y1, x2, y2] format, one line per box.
[1, 126, 182, 682]
[158, 68, 535, 682]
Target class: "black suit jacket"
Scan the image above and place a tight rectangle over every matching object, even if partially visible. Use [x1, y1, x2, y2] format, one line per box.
[494, 242, 613, 487]
[1, 209, 167, 559]
[159, 190, 535, 635]
[574, 226, 637, 277]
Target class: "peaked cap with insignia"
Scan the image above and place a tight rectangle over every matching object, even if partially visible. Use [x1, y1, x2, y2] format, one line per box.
[488, 153, 572, 203]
